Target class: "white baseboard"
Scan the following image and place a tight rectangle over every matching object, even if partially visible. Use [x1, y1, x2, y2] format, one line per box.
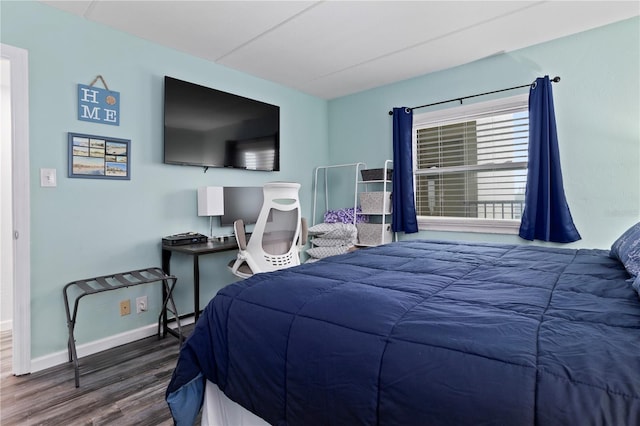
[30, 317, 193, 373]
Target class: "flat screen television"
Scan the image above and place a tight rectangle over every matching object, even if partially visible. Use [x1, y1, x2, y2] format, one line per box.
[163, 76, 280, 171]
[220, 187, 264, 227]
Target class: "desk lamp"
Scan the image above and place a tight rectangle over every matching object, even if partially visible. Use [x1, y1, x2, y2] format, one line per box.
[197, 186, 224, 239]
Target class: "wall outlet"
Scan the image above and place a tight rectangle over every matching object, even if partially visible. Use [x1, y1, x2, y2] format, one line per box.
[120, 299, 131, 316]
[136, 295, 147, 313]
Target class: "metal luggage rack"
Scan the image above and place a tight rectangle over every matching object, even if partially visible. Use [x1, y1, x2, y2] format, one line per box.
[62, 266, 182, 387]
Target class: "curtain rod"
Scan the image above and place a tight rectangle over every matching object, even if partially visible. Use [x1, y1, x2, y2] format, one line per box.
[388, 76, 561, 115]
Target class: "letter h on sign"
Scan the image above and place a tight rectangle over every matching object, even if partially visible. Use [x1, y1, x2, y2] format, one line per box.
[77, 84, 120, 126]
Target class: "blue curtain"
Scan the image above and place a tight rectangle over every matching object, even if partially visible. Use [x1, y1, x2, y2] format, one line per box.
[392, 107, 418, 234]
[519, 76, 581, 243]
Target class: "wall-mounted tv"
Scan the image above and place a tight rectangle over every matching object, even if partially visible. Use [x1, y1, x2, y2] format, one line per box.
[163, 76, 280, 171]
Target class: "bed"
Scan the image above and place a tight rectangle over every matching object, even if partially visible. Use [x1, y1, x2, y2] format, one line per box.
[166, 228, 640, 425]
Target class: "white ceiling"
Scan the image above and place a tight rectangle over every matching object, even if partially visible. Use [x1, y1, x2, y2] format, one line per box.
[40, 1, 639, 99]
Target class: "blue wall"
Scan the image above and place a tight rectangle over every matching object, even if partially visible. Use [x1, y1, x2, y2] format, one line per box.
[2, 2, 328, 360]
[2, 2, 638, 363]
[328, 17, 639, 249]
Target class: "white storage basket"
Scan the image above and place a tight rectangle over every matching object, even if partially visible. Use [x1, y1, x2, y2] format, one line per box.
[359, 192, 392, 214]
[357, 223, 393, 246]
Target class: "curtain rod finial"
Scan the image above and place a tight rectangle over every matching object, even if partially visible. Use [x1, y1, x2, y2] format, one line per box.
[551, 76, 561, 83]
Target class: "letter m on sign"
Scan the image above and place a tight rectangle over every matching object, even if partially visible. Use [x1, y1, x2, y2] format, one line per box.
[77, 84, 120, 126]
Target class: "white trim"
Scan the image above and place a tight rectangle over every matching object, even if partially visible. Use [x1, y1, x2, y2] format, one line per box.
[418, 216, 521, 234]
[1, 43, 31, 376]
[31, 318, 192, 373]
[413, 94, 528, 126]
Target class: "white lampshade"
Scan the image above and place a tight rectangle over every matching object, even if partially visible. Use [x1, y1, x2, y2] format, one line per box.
[197, 186, 224, 216]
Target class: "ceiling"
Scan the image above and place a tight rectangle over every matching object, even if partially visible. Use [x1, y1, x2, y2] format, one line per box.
[40, 1, 639, 99]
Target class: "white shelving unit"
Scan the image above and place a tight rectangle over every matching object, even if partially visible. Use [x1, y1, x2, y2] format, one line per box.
[307, 163, 367, 263]
[356, 159, 394, 247]
[312, 160, 395, 247]
[312, 162, 366, 226]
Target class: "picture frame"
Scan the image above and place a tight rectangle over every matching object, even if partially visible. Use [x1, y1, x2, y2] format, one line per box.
[68, 132, 131, 180]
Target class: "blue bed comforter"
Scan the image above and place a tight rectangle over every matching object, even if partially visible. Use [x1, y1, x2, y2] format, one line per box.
[166, 240, 640, 425]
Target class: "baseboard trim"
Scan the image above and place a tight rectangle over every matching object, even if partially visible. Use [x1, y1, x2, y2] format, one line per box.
[30, 317, 194, 373]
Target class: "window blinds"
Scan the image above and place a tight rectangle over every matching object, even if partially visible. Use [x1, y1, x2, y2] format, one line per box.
[415, 110, 528, 220]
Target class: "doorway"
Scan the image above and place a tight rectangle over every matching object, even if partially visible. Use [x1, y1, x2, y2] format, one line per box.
[1, 43, 31, 375]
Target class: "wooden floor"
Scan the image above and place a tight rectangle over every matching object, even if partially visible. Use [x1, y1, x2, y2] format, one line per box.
[0, 327, 197, 425]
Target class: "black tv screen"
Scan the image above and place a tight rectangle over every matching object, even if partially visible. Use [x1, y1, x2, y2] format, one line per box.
[163, 76, 280, 171]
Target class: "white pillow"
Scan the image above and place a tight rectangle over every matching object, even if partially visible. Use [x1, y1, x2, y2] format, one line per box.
[312, 237, 351, 247]
[308, 223, 357, 241]
[308, 222, 339, 234]
[307, 246, 350, 259]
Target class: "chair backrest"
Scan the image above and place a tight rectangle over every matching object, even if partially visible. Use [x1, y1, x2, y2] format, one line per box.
[233, 182, 303, 276]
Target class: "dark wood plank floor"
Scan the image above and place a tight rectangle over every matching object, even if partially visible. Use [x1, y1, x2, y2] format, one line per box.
[0, 327, 197, 425]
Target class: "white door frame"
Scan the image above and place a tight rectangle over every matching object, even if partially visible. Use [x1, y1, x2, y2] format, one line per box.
[2, 43, 31, 375]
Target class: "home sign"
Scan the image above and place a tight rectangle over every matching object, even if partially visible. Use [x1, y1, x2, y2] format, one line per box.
[77, 76, 120, 126]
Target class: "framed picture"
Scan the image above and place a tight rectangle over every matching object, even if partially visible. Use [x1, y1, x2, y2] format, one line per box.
[68, 132, 130, 180]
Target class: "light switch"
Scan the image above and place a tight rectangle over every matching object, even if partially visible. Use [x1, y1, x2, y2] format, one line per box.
[40, 168, 57, 187]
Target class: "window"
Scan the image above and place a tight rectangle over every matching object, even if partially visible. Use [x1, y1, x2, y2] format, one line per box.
[413, 95, 528, 233]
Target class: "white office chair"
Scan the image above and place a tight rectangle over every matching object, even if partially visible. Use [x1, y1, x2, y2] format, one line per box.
[229, 182, 308, 279]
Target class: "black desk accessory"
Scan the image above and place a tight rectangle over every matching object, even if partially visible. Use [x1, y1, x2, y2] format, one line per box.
[162, 232, 208, 246]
